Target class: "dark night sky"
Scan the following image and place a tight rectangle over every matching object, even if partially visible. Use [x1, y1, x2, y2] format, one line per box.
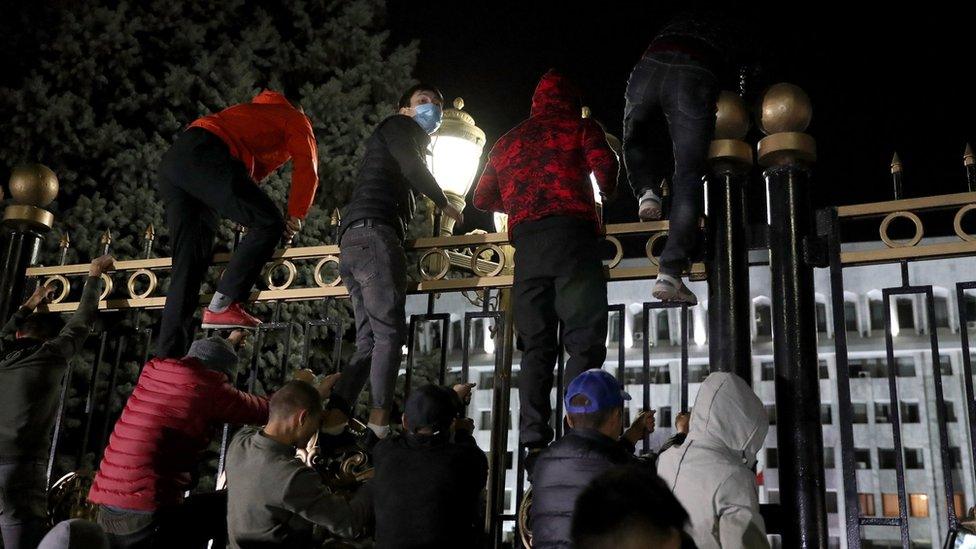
[388, 1, 976, 236]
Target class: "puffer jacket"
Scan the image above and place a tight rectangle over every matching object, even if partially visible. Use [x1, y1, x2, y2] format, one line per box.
[473, 70, 618, 235]
[529, 429, 636, 548]
[657, 372, 770, 549]
[88, 357, 269, 511]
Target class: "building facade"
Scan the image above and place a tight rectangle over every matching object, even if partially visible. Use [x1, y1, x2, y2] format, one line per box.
[404, 240, 976, 548]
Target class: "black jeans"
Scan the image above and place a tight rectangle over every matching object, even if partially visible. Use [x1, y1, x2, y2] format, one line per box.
[331, 223, 407, 415]
[97, 491, 227, 549]
[156, 128, 285, 358]
[623, 50, 719, 276]
[512, 217, 609, 448]
[0, 459, 47, 549]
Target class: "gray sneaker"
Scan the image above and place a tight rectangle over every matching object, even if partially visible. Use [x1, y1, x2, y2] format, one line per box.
[652, 277, 698, 305]
[638, 198, 663, 221]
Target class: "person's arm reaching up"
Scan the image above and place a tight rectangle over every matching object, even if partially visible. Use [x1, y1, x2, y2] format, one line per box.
[0, 283, 54, 353]
[46, 255, 112, 359]
[285, 114, 319, 221]
[582, 119, 619, 197]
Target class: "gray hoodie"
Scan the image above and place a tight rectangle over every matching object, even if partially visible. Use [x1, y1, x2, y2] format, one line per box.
[657, 372, 770, 549]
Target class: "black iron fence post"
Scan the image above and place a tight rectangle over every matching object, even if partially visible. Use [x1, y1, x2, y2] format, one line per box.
[758, 83, 828, 548]
[965, 143, 975, 192]
[706, 90, 754, 383]
[0, 165, 58, 322]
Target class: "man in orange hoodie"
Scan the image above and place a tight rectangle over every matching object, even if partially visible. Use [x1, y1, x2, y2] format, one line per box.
[156, 89, 318, 358]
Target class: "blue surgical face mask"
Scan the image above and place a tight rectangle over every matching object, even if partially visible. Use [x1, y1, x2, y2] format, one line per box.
[412, 103, 443, 134]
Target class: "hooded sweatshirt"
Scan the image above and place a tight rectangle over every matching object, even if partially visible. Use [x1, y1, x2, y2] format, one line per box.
[188, 90, 318, 218]
[657, 372, 770, 549]
[473, 70, 618, 235]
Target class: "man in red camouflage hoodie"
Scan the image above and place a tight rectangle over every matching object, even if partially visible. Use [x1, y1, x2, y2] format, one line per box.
[473, 69, 618, 471]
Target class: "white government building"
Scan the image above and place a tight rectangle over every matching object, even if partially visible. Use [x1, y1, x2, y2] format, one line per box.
[403, 237, 976, 548]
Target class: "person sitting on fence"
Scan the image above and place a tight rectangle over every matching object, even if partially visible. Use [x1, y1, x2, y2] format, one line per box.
[370, 383, 488, 549]
[0, 254, 112, 549]
[325, 83, 463, 443]
[530, 369, 656, 549]
[88, 331, 270, 548]
[225, 379, 369, 548]
[657, 372, 770, 549]
[572, 465, 690, 549]
[156, 87, 319, 358]
[472, 69, 619, 472]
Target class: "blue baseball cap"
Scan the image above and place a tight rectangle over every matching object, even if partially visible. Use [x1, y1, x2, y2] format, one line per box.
[564, 369, 631, 413]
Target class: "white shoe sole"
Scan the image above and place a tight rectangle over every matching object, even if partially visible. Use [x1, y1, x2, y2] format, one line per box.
[200, 322, 261, 330]
[652, 282, 698, 306]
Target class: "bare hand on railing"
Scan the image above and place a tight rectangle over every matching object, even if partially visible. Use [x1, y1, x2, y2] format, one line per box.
[88, 255, 115, 277]
[316, 372, 342, 399]
[675, 411, 691, 435]
[452, 417, 475, 433]
[227, 329, 247, 349]
[283, 216, 303, 245]
[623, 409, 656, 446]
[442, 204, 464, 226]
[453, 383, 476, 406]
[23, 283, 55, 310]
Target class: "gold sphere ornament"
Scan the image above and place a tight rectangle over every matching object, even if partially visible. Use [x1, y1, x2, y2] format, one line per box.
[759, 83, 812, 135]
[714, 91, 750, 140]
[9, 164, 59, 207]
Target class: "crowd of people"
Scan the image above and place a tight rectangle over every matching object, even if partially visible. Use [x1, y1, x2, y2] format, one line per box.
[0, 11, 778, 549]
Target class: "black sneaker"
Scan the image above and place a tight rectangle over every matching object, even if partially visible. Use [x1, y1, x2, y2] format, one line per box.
[523, 447, 545, 482]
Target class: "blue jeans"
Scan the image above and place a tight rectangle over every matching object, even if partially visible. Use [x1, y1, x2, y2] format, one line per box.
[623, 50, 719, 276]
[0, 459, 48, 549]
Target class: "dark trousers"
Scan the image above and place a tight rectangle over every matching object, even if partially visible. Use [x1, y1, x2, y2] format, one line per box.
[0, 459, 48, 549]
[97, 491, 227, 549]
[156, 128, 285, 358]
[623, 50, 719, 276]
[331, 223, 407, 415]
[512, 217, 609, 448]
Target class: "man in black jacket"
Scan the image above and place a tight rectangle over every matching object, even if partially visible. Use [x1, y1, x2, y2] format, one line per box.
[0, 255, 112, 549]
[370, 383, 487, 548]
[327, 84, 463, 439]
[530, 369, 655, 549]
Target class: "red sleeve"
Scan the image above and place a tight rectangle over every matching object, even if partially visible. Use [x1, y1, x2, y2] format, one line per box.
[582, 119, 619, 196]
[286, 114, 319, 218]
[209, 380, 270, 426]
[473, 157, 504, 213]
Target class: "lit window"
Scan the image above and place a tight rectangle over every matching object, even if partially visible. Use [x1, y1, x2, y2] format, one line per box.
[881, 493, 900, 517]
[909, 494, 929, 518]
[858, 493, 876, 516]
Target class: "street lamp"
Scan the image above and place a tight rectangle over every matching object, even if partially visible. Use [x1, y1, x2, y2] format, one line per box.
[427, 97, 487, 237]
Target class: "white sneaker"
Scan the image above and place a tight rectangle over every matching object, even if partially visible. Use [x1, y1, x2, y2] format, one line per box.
[638, 190, 663, 221]
[652, 276, 698, 305]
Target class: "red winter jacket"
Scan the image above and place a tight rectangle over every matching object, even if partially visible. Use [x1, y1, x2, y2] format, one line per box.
[88, 357, 269, 511]
[189, 90, 319, 218]
[473, 70, 618, 234]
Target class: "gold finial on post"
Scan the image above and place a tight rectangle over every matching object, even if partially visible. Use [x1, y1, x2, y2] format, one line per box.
[4, 164, 58, 231]
[330, 208, 341, 227]
[59, 231, 71, 249]
[660, 178, 671, 198]
[965, 143, 975, 167]
[891, 152, 903, 174]
[144, 223, 155, 241]
[453, 97, 465, 111]
[581, 106, 591, 119]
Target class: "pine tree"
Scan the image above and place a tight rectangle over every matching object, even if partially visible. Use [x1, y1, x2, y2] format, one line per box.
[0, 0, 426, 474]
